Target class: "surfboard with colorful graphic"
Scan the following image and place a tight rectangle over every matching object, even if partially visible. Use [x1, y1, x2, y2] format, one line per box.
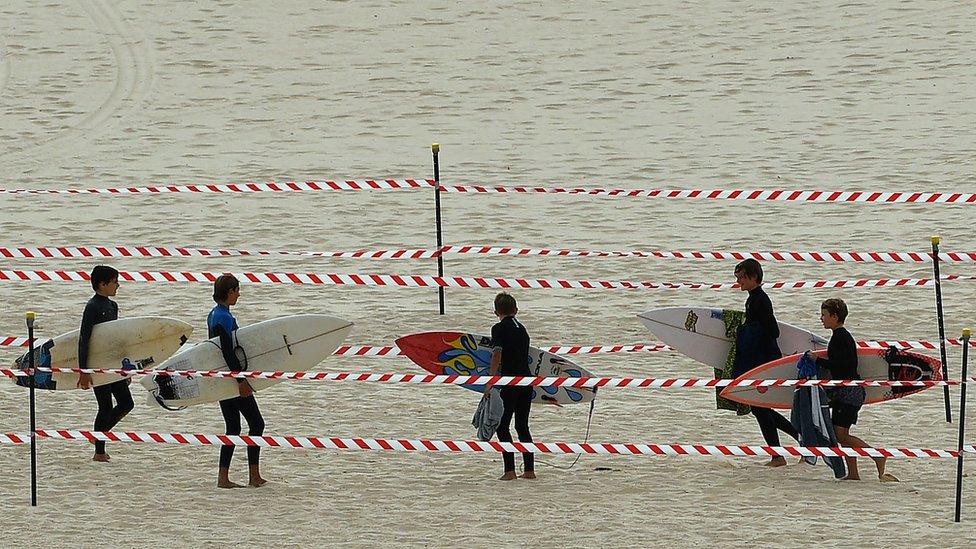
[395, 331, 596, 406]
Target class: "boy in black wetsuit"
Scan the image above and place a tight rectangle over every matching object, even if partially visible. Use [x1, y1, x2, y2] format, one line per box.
[78, 265, 133, 462]
[815, 298, 897, 482]
[733, 259, 799, 466]
[483, 292, 535, 481]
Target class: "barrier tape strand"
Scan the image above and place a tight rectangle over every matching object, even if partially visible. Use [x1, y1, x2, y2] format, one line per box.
[0, 180, 435, 195]
[0, 269, 970, 290]
[0, 367, 963, 388]
[0, 339, 972, 353]
[3, 245, 974, 263]
[8, 430, 965, 457]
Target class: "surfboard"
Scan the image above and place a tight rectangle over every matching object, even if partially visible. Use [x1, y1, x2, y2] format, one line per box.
[719, 348, 943, 409]
[637, 307, 828, 370]
[140, 314, 353, 409]
[13, 317, 193, 391]
[395, 331, 596, 406]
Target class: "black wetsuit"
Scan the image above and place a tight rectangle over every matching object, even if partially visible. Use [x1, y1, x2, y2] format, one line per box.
[816, 327, 862, 428]
[735, 286, 798, 446]
[491, 315, 533, 473]
[79, 294, 133, 455]
[208, 304, 264, 469]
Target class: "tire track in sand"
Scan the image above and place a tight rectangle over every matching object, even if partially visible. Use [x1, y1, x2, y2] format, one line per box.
[5, 0, 153, 168]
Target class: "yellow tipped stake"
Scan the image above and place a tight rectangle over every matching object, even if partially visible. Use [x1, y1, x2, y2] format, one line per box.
[25, 311, 38, 507]
[955, 328, 972, 522]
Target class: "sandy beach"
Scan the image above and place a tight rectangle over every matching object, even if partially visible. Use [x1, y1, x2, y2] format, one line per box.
[1, 1, 975, 547]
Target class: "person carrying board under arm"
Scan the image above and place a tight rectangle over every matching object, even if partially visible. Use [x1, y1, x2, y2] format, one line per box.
[812, 298, 898, 482]
[210, 274, 267, 489]
[78, 265, 134, 462]
[733, 259, 799, 466]
[483, 292, 536, 480]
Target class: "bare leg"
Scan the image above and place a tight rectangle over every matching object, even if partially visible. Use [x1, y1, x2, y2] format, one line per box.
[248, 464, 267, 487]
[217, 467, 243, 489]
[841, 456, 859, 480]
[835, 426, 896, 481]
[834, 427, 862, 480]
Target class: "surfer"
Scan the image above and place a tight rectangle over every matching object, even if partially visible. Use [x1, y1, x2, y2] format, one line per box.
[733, 259, 799, 466]
[78, 265, 133, 462]
[210, 274, 268, 488]
[483, 292, 536, 480]
[813, 298, 898, 482]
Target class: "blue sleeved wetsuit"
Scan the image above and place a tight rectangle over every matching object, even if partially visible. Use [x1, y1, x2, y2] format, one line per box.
[207, 304, 242, 371]
[208, 303, 264, 469]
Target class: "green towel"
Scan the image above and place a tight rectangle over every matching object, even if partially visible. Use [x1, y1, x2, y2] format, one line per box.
[715, 309, 751, 415]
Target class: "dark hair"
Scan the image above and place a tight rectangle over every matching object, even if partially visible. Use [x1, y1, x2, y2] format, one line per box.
[90, 265, 119, 291]
[821, 298, 848, 323]
[734, 258, 763, 283]
[213, 274, 240, 303]
[494, 292, 517, 316]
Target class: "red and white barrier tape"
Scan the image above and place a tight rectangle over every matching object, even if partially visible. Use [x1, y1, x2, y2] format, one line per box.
[0, 180, 435, 195]
[1, 339, 972, 353]
[0, 433, 29, 445]
[3, 245, 974, 263]
[0, 367, 962, 388]
[1, 182, 971, 203]
[0, 269, 970, 290]
[0, 245, 438, 260]
[442, 247, 972, 263]
[436, 185, 976, 204]
[6, 430, 964, 458]
[330, 343, 673, 356]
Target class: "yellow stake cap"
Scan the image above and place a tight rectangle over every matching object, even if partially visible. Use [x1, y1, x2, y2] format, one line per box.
[432, 143, 440, 153]
[931, 236, 940, 245]
[26, 311, 35, 322]
[964, 328, 972, 338]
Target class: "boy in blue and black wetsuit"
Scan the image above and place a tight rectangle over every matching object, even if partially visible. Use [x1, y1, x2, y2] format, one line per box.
[483, 292, 535, 481]
[78, 265, 133, 462]
[733, 259, 799, 466]
[209, 274, 267, 489]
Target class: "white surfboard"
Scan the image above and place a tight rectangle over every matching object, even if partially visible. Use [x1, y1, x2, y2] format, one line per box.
[140, 314, 353, 409]
[637, 307, 827, 370]
[13, 317, 193, 391]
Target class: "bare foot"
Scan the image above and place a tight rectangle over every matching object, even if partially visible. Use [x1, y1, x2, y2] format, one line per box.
[520, 471, 537, 479]
[498, 472, 517, 481]
[879, 473, 899, 483]
[765, 457, 788, 467]
[249, 477, 268, 487]
[841, 475, 861, 481]
[92, 453, 110, 462]
[217, 479, 243, 489]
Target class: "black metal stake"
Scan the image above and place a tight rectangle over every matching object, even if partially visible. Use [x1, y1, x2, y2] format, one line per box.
[27, 311, 37, 507]
[955, 328, 970, 522]
[932, 236, 951, 422]
[433, 143, 445, 314]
